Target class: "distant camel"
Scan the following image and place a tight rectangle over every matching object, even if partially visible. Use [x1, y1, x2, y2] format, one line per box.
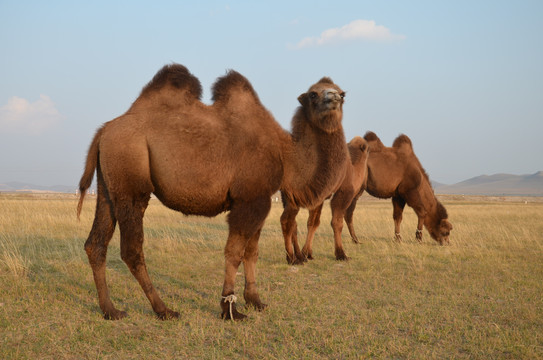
[349, 131, 453, 245]
[298, 132, 453, 260]
[284, 136, 369, 262]
[78, 63, 349, 321]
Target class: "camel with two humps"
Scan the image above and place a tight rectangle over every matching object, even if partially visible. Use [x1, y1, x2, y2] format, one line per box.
[78, 63, 350, 320]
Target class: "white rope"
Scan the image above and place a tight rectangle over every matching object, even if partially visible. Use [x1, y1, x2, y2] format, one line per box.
[222, 294, 237, 320]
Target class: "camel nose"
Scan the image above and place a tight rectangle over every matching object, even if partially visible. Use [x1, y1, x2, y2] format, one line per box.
[323, 89, 341, 103]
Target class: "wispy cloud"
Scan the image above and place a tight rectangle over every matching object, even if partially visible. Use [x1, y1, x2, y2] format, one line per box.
[293, 19, 406, 49]
[0, 95, 63, 135]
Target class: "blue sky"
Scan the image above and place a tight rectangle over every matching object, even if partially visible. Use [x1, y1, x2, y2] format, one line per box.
[1, 1, 542, 187]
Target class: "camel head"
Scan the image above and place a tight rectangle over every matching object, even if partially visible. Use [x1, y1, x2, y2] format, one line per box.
[438, 219, 453, 245]
[428, 218, 453, 245]
[427, 202, 453, 245]
[297, 77, 345, 133]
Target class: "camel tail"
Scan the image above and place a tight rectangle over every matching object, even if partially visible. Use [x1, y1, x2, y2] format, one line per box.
[77, 127, 102, 220]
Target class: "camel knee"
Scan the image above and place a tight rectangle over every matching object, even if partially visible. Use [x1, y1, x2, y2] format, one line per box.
[120, 241, 145, 268]
[331, 216, 343, 231]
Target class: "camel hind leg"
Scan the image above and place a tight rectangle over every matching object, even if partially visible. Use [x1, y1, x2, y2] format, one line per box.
[84, 170, 124, 319]
[115, 193, 179, 320]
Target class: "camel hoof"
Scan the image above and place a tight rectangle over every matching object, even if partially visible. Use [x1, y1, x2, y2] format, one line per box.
[103, 309, 128, 320]
[220, 303, 247, 321]
[248, 301, 268, 312]
[351, 237, 360, 244]
[335, 251, 349, 261]
[306, 253, 314, 260]
[156, 309, 180, 320]
[286, 254, 305, 265]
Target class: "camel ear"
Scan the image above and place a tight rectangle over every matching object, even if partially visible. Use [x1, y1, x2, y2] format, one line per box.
[297, 93, 307, 106]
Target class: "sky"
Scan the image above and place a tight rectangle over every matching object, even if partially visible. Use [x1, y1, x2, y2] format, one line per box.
[1, 0, 542, 187]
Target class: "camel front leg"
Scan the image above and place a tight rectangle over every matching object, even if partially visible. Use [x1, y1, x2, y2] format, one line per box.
[331, 189, 357, 260]
[280, 204, 303, 265]
[344, 197, 360, 244]
[221, 231, 247, 321]
[302, 203, 324, 260]
[222, 197, 271, 320]
[243, 228, 267, 311]
[392, 197, 406, 242]
[415, 217, 424, 242]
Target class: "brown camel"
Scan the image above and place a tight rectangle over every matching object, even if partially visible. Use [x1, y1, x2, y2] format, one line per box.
[295, 136, 370, 261]
[77, 63, 348, 321]
[347, 131, 453, 245]
[279, 82, 349, 265]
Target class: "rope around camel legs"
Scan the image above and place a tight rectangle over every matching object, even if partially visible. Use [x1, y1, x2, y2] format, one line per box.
[222, 294, 237, 320]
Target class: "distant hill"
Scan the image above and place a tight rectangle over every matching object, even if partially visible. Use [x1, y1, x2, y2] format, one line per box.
[433, 171, 543, 196]
[2, 172, 543, 196]
[0, 181, 76, 194]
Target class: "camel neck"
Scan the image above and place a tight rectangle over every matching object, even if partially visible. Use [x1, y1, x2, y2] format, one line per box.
[281, 117, 348, 208]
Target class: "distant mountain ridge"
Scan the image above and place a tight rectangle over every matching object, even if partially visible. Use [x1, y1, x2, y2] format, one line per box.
[433, 171, 543, 196]
[2, 171, 543, 196]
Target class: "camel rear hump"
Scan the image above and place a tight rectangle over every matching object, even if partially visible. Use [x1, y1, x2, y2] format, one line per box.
[392, 134, 414, 152]
[211, 70, 263, 107]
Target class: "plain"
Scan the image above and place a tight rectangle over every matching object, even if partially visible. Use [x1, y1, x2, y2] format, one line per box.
[0, 193, 542, 359]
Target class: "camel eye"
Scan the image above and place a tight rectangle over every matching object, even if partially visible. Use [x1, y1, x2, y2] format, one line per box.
[340, 92, 346, 99]
[309, 92, 317, 99]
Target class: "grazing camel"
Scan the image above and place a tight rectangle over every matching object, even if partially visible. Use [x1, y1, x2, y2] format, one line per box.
[296, 136, 370, 261]
[279, 80, 350, 265]
[346, 131, 453, 245]
[78, 63, 349, 321]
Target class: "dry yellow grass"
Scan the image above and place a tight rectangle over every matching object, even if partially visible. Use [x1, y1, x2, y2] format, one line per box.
[0, 193, 542, 359]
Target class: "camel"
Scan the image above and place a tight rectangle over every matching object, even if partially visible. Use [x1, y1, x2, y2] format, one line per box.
[293, 136, 370, 262]
[297, 131, 453, 261]
[279, 84, 350, 265]
[77, 63, 348, 321]
[283, 136, 369, 264]
[347, 131, 453, 245]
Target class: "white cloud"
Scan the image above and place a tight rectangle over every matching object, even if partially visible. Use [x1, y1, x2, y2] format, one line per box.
[293, 19, 406, 49]
[0, 95, 62, 134]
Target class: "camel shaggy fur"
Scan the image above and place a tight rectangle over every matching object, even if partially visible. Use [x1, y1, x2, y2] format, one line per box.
[347, 131, 453, 245]
[78, 63, 349, 321]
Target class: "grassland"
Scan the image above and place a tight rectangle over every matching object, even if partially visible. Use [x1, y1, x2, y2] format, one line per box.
[0, 193, 542, 359]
